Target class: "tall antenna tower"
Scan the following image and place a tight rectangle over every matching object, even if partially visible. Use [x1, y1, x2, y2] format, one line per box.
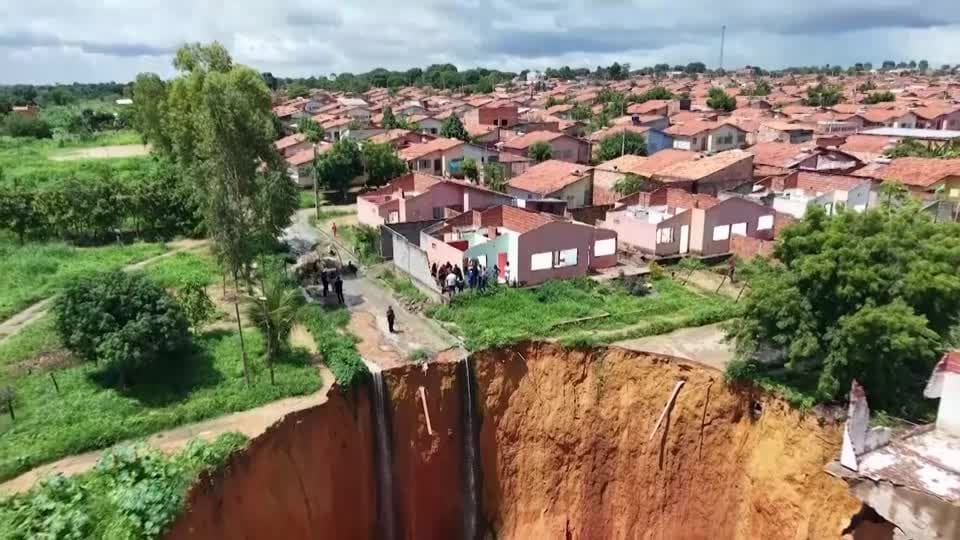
[719, 25, 726, 71]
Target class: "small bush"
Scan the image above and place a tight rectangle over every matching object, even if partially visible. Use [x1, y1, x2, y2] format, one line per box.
[53, 271, 190, 382]
[407, 348, 429, 362]
[298, 305, 369, 386]
[648, 261, 664, 280]
[176, 280, 217, 333]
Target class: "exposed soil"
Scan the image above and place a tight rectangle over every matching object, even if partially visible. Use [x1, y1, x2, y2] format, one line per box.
[166, 342, 860, 540]
[47, 144, 150, 161]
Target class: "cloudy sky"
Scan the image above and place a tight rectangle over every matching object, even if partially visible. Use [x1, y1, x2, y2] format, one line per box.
[2, 0, 960, 84]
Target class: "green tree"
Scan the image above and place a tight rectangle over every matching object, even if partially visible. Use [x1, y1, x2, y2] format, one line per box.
[176, 280, 217, 333]
[706, 87, 736, 112]
[727, 205, 960, 413]
[596, 131, 647, 162]
[286, 82, 310, 98]
[316, 138, 363, 198]
[483, 163, 508, 192]
[362, 142, 407, 187]
[0, 182, 43, 244]
[461, 157, 480, 183]
[803, 83, 843, 107]
[612, 174, 651, 196]
[131, 73, 169, 150]
[864, 91, 896, 104]
[440, 115, 469, 141]
[299, 116, 324, 142]
[53, 271, 190, 385]
[746, 79, 771, 96]
[245, 272, 303, 384]
[570, 103, 593, 121]
[528, 141, 552, 162]
[1, 115, 52, 138]
[878, 180, 909, 206]
[381, 106, 399, 129]
[545, 96, 564, 108]
[918, 59, 930, 72]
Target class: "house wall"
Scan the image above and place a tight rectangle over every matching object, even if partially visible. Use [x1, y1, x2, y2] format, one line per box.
[463, 233, 511, 273]
[419, 119, 443, 135]
[846, 182, 873, 211]
[729, 234, 775, 260]
[463, 188, 513, 212]
[699, 198, 775, 256]
[689, 207, 706, 253]
[403, 183, 465, 222]
[475, 106, 519, 128]
[653, 211, 692, 257]
[553, 176, 593, 209]
[547, 136, 588, 164]
[942, 175, 960, 200]
[673, 137, 696, 151]
[706, 125, 747, 153]
[392, 232, 441, 293]
[461, 144, 497, 166]
[590, 227, 618, 268]
[646, 130, 674, 155]
[358, 196, 387, 226]
[420, 230, 467, 269]
[598, 210, 657, 253]
[694, 156, 755, 196]
[380, 221, 443, 260]
[516, 222, 596, 285]
[773, 195, 811, 219]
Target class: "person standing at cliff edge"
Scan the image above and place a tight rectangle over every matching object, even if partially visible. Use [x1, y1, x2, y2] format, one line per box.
[386, 306, 396, 333]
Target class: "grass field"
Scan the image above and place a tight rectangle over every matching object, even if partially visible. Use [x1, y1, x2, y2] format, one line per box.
[141, 249, 220, 289]
[427, 277, 741, 350]
[0, 131, 150, 185]
[0, 239, 167, 321]
[0, 328, 320, 482]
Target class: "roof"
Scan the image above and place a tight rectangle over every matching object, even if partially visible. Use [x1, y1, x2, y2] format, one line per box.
[655, 149, 753, 182]
[627, 100, 670, 115]
[855, 157, 960, 188]
[285, 144, 330, 167]
[589, 124, 651, 142]
[664, 120, 743, 138]
[481, 205, 560, 234]
[761, 121, 817, 133]
[629, 149, 699, 177]
[595, 154, 651, 176]
[275, 132, 307, 151]
[861, 108, 914, 123]
[506, 159, 591, 195]
[619, 187, 719, 210]
[748, 142, 806, 168]
[501, 130, 567, 150]
[497, 151, 532, 163]
[367, 129, 413, 145]
[861, 127, 960, 141]
[911, 105, 957, 120]
[792, 172, 870, 193]
[398, 137, 464, 161]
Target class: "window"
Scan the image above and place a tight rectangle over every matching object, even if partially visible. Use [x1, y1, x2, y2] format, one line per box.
[731, 222, 747, 237]
[657, 227, 674, 244]
[757, 215, 774, 230]
[477, 255, 488, 267]
[595, 238, 616, 256]
[737, 133, 746, 143]
[553, 248, 578, 268]
[950, 188, 960, 199]
[530, 252, 553, 270]
[418, 159, 431, 170]
[432, 207, 444, 219]
[712, 225, 730, 241]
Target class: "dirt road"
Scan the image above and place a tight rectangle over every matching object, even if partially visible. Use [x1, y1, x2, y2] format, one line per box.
[48, 144, 150, 161]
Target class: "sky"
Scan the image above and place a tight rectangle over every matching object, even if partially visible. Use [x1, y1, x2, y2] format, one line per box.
[2, 0, 960, 84]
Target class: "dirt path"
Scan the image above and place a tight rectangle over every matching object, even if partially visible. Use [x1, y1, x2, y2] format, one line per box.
[0, 239, 208, 344]
[48, 144, 150, 161]
[0, 330, 332, 496]
[679, 268, 746, 299]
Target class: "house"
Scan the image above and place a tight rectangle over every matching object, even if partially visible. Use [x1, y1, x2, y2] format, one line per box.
[501, 131, 592, 164]
[506, 160, 594, 208]
[274, 133, 312, 158]
[749, 142, 864, 175]
[420, 205, 617, 286]
[853, 157, 960, 199]
[757, 121, 816, 144]
[839, 135, 898, 163]
[913, 105, 960, 130]
[357, 173, 513, 226]
[399, 137, 496, 177]
[768, 171, 876, 218]
[652, 149, 754, 195]
[285, 144, 331, 187]
[11, 104, 38, 116]
[366, 129, 434, 150]
[416, 116, 444, 136]
[591, 150, 698, 205]
[627, 100, 670, 116]
[860, 108, 918, 129]
[664, 121, 747, 153]
[496, 152, 533, 179]
[599, 189, 774, 257]
[463, 101, 519, 129]
[825, 356, 960, 540]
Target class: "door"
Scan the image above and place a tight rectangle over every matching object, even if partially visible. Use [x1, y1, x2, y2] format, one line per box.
[679, 225, 689, 254]
[497, 252, 507, 278]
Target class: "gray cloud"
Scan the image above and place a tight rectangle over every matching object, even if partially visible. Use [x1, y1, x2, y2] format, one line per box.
[1, 0, 960, 83]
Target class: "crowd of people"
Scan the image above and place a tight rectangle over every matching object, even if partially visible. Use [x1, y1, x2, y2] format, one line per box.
[431, 258, 510, 300]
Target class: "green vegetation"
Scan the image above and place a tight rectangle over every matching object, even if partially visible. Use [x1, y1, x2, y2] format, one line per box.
[299, 190, 317, 209]
[0, 316, 61, 368]
[0, 326, 319, 481]
[0, 132, 149, 185]
[596, 132, 647, 163]
[803, 83, 843, 107]
[428, 278, 739, 350]
[707, 87, 737, 112]
[727, 205, 960, 417]
[308, 207, 355, 225]
[0, 433, 247, 539]
[440, 115, 469, 141]
[0, 239, 166, 321]
[864, 90, 896, 104]
[141, 249, 219, 289]
[407, 348, 429, 362]
[244, 271, 304, 384]
[379, 269, 430, 307]
[885, 138, 960, 159]
[298, 304, 369, 386]
[339, 224, 381, 265]
[528, 141, 552, 162]
[612, 173, 652, 197]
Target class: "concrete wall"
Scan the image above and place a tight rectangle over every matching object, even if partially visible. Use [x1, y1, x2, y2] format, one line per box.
[464, 188, 513, 212]
[653, 211, 693, 257]
[464, 233, 511, 274]
[544, 136, 588, 164]
[404, 182, 464, 222]
[647, 130, 674, 155]
[554, 176, 593, 209]
[517, 221, 596, 285]
[598, 210, 657, 253]
[699, 197, 774, 256]
[380, 221, 442, 260]
[393, 232, 442, 292]
[358, 196, 387, 226]
[420, 230, 468, 270]
[706, 125, 747, 153]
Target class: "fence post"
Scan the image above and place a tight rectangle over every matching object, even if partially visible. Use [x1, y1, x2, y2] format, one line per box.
[736, 284, 749, 302]
[715, 274, 728, 294]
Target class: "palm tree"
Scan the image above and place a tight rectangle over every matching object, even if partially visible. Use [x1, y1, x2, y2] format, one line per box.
[245, 274, 304, 385]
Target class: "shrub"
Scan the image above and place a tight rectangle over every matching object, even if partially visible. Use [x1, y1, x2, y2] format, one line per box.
[2, 115, 52, 139]
[648, 261, 664, 280]
[176, 280, 217, 333]
[53, 271, 190, 382]
[298, 305, 369, 386]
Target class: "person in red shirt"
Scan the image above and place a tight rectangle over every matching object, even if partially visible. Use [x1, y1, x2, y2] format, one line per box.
[331, 222, 337, 237]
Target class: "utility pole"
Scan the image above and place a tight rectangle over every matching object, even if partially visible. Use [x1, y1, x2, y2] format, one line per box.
[719, 25, 726, 72]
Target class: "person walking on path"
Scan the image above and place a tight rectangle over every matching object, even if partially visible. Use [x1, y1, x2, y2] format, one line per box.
[334, 274, 345, 305]
[445, 271, 457, 301]
[386, 306, 396, 333]
[320, 269, 329, 297]
[331, 222, 338, 237]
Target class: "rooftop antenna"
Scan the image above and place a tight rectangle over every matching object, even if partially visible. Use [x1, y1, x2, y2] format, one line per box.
[719, 25, 726, 71]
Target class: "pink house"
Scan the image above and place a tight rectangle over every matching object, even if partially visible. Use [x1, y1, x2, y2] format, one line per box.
[357, 173, 513, 226]
[421, 205, 617, 286]
[501, 131, 592, 164]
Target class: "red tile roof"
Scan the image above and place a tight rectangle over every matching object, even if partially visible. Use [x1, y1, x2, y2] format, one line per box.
[501, 130, 566, 150]
[655, 149, 753, 182]
[627, 100, 670, 115]
[854, 157, 960, 188]
[664, 119, 743, 138]
[481, 205, 560, 234]
[506, 159, 592, 195]
[748, 142, 806, 167]
[399, 137, 464, 161]
[275, 132, 307, 151]
[790, 172, 869, 193]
